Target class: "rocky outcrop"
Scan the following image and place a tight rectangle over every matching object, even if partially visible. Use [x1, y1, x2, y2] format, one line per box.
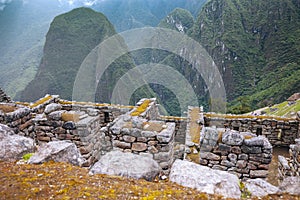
[244, 178, 279, 197]
[279, 176, 300, 195]
[0, 87, 11, 103]
[28, 141, 85, 166]
[0, 124, 34, 161]
[89, 151, 161, 181]
[169, 159, 241, 199]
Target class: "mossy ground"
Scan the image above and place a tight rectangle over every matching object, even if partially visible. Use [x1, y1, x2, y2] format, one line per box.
[0, 161, 299, 199]
[0, 161, 214, 200]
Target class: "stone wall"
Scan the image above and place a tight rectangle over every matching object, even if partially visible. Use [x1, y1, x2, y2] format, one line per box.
[0, 95, 129, 167]
[204, 114, 299, 146]
[198, 128, 273, 180]
[108, 98, 176, 173]
[0, 87, 11, 103]
[278, 138, 300, 180]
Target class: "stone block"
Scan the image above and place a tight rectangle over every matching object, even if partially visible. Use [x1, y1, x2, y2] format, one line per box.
[241, 145, 262, 154]
[132, 142, 147, 152]
[123, 135, 136, 143]
[113, 140, 131, 149]
[200, 152, 220, 161]
[222, 130, 244, 146]
[250, 170, 268, 178]
[236, 160, 247, 169]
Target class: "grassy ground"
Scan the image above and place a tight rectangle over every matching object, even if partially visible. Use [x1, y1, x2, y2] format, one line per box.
[0, 161, 299, 199]
[263, 100, 300, 118]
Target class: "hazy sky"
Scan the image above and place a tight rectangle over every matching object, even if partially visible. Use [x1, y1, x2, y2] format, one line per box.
[0, 0, 100, 10]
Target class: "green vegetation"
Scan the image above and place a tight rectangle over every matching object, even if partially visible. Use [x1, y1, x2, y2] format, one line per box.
[158, 8, 194, 33]
[191, 0, 300, 113]
[260, 100, 300, 118]
[22, 153, 33, 161]
[19, 7, 154, 104]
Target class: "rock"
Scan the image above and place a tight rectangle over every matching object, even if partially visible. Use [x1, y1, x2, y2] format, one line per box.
[228, 153, 237, 164]
[245, 178, 279, 197]
[222, 130, 244, 146]
[44, 103, 62, 114]
[123, 135, 136, 143]
[132, 142, 147, 152]
[141, 131, 156, 138]
[241, 145, 262, 154]
[0, 123, 14, 136]
[278, 155, 290, 170]
[200, 127, 219, 151]
[244, 136, 265, 146]
[0, 124, 34, 161]
[279, 176, 300, 195]
[249, 170, 268, 178]
[200, 152, 220, 161]
[48, 110, 65, 120]
[62, 121, 76, 130]
[86, 108, 99, 116]
[28, 141, 84, 166]
[89, 151, 161, 181]
[113, 140, 131, 149]
[156, 123, 175, 143]
[169, 159, 241, 199]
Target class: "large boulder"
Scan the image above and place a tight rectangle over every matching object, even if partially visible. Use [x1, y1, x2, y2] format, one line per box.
[169, 159, 241, 199]
[222, 130, 244, 146]
[244, 178, 279, 197]
[279, 176, 300, 195]
[89, 151, 161, 181]
[0, 124, 35, 161]
[28, 141, 84, 166]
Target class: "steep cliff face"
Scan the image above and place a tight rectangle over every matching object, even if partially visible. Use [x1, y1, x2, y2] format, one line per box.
[158, 8, 194, 33]
[20, 7, 116, 101]
[192, 0, 300, 110]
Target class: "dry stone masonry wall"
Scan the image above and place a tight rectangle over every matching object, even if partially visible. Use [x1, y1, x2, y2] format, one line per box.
[109, 99, 175, 173]
[199, 128, 273, 180]
[1, 95, 300, 179]
[278, 138, 300, 180]
[0, 87, 11, 103]
[204, 114, 299, 146]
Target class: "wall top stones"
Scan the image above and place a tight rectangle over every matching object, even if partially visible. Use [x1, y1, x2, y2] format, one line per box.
[0, 87, 11, 103]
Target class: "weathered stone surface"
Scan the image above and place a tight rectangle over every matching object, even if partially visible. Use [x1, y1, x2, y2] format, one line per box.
[200, 152, 220, 161]
[238, 153, 248, 160]
[0, 124, 34, 161]
[28, 141, 84, 166]
[123, 135, 136, 143]
[249, 170, 268, 178]
[200, 127, 219, 151]
[279, 176, 300, 195]
[231, 146, 241, 154]
[222, 130, 244, 146]
[236, 160, 247, 169]
[241, 145, 262, 154]
[89, 151, 161, 181]
[156, 123, 175, 143]
[113, 141, 131, 149]
[169, 160, 241, 199]
[245, 178, 279, 197]
[132, 142, 147, 152]
[244, 136, 265, 146]
[87, 108, 99, 116]
[228, 153, 237, 164]
[141, 131, 156, 138]
[221, 160, 235, 167]
[44, 103, 62, 114]
[278, 155, 290, 170]
[62, 121, 76, 130]
[48, 110, 65, 120]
